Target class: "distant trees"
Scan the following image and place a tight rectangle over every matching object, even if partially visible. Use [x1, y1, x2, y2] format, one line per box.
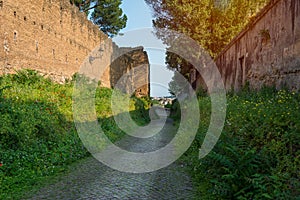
[145, 0, 269, 78]
[70, 0, 127, 37]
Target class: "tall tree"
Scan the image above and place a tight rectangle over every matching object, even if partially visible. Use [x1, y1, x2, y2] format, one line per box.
[71, 0, 127, 37]
[145, 0, 269, 77]
[91, 0, 127, 37]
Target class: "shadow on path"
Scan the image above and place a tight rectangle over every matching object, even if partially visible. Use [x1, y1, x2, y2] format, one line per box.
[28, 108, 195, 200]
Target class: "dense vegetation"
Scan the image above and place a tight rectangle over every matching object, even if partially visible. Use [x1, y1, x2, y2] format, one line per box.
[175, 86, 300, 199]
[0, 70, 150, 199]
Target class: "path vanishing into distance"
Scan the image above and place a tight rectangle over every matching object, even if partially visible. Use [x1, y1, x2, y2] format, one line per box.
[27, 108, 196, 200]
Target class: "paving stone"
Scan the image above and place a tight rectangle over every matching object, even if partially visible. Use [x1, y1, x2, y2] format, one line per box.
[27, 114, 196, 200]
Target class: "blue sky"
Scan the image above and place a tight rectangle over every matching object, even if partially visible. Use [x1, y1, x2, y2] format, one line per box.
[112, 0, 174, 97]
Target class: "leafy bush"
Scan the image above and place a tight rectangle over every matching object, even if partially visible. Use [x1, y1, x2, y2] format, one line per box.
[0, 69, 150, 199]
[181, 88, 300, 199]
[11, 69, 51, 85]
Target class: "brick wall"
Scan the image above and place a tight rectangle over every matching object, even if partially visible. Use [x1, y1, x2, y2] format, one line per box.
[0, 0, 150, 96]
[0, 0, 108, 82]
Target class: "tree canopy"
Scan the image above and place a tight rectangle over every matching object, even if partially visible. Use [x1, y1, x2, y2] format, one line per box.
[145, 0, 269, 77]
[70, 0, 127, 37]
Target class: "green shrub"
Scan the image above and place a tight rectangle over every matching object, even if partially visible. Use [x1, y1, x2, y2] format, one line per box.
[0, 70, 150, 199]
[181, 88, 300, 199]
[11, 69, 51, 85]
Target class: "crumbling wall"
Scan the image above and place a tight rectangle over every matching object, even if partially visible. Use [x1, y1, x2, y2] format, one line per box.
[110, 46, 150, 97]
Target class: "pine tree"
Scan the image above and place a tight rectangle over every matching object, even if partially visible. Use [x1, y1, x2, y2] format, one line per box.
[71, 0, 127, 37]
[70, 0, 90, 14]
[91, 0, 127, 37]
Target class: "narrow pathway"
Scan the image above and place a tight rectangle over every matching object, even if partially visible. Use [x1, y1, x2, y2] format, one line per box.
[28, 108, 195, 200]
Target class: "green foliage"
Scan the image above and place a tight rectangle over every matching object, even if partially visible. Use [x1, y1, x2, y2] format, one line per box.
[164, 103, 172, 109]
[70, 0, 127, 37]
[70, 0, 90, 14]
[130, 97, 151, 126]
[0, 73, 87, 198]
[150, 99, 160, 105]
[11, 69, 50, 85]
[196, 87, 208, 98]
[147, 0, 269, 57]
[145, 0, 269, 78]
[91, 0, 127, 37]
[168, 72, 188, 95]
[169, 99, 181, 121]
[0, 69, 150, 199]
[180, 88, 300, 199]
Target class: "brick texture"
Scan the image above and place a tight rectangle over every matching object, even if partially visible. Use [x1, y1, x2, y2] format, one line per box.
[0, 0, 149, 96]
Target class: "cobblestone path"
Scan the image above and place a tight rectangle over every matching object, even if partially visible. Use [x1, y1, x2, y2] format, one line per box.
[28, 110, 196, 200]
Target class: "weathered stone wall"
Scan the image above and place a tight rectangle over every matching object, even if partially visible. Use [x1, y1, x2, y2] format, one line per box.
[216, 0, 300, 91]
[111, 46, 150, 97]
[0, 0, 150, 96]
[1, 0, 107, 82]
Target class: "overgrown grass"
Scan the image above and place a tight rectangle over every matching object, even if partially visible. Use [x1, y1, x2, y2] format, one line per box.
[177, 86, 300, 199]
[0, 69, 150, 199]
